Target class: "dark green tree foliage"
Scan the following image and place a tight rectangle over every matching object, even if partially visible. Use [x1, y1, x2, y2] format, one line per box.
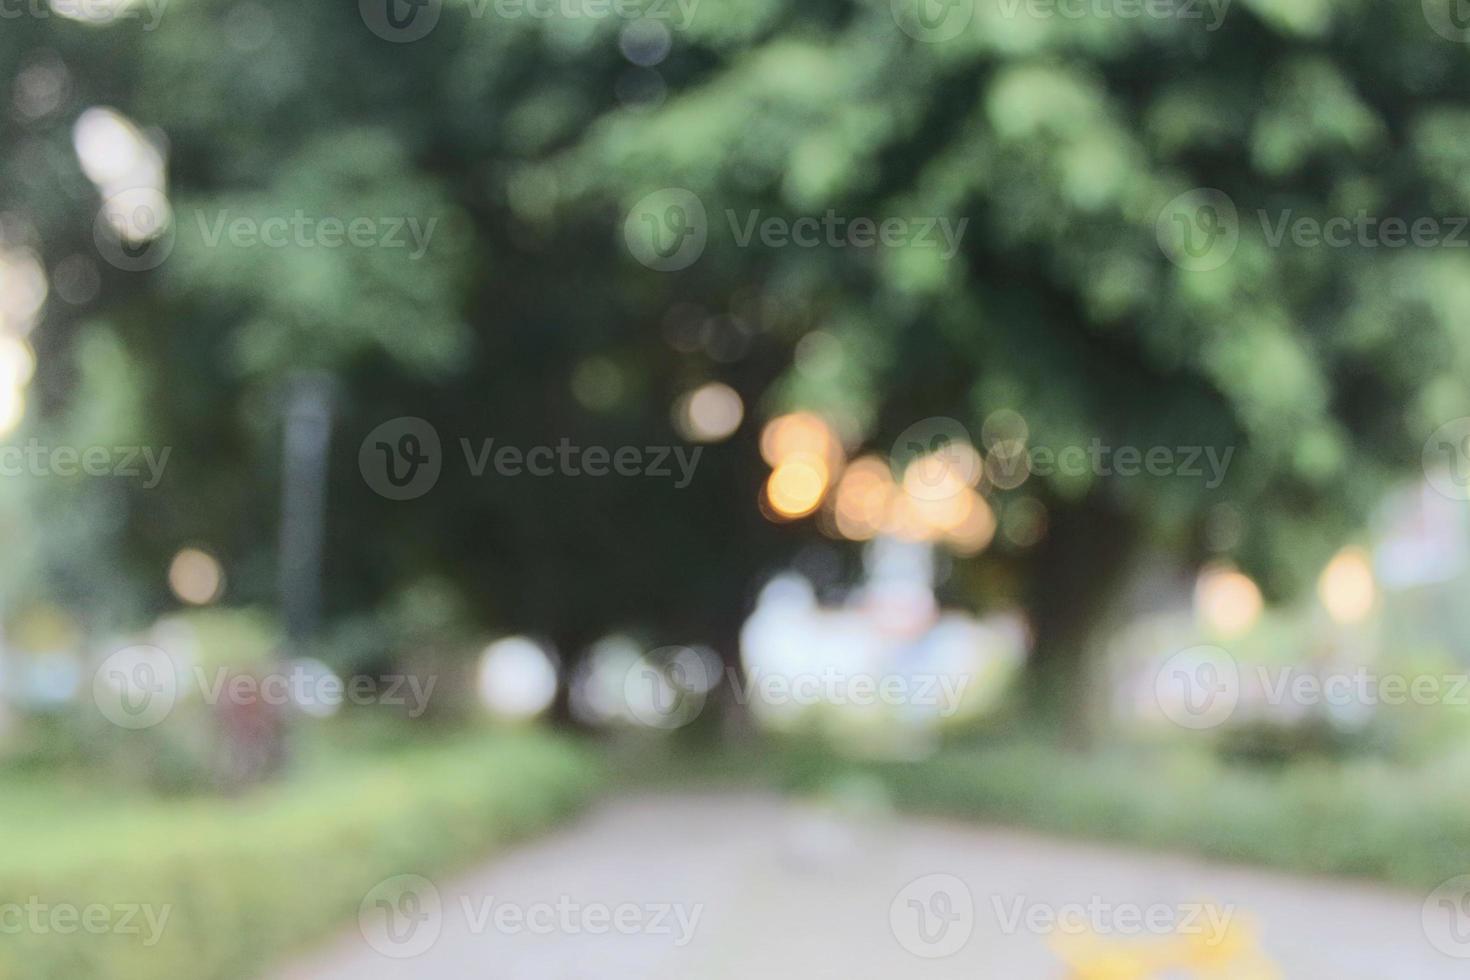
[3, 0, 1467, 718]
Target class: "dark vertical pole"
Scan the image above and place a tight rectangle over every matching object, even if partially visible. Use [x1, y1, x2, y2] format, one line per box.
[279, 373, 334, 657]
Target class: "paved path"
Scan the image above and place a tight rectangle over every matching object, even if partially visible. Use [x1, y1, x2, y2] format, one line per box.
[276, 792, 1453, 979]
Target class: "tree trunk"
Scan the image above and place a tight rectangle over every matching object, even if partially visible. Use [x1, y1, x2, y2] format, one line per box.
[1019, 489, 1141, 746]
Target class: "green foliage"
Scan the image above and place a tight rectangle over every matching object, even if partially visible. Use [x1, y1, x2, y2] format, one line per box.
[535, 0, 1470, 601]
[0, 730, 599, 980]
[170, 607, 280, 670]
[862, 743, 1470, 888]
[633, 736, 1470, 889]
[7, 0, 1470, 681]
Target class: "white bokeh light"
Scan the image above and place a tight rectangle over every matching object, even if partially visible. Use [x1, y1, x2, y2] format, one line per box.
[674, 382, 744, 443]
[476, 637, 558, 721]
[289, 658, 342, 719]
[0, 249, 49, 336]
[73, 107, 164, 193]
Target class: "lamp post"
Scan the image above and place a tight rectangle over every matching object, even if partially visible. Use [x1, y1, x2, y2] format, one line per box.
[279, 373, 334, 655]
[244, 371, 333, 779]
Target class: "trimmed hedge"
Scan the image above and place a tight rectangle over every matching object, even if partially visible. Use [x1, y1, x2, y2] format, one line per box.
[0, 731, 599, 980]
[861, 744, 1470, 889]
[614, 735, 1470, 890]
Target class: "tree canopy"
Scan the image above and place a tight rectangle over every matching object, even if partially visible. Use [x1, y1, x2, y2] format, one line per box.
[4, 0, 1468, 715]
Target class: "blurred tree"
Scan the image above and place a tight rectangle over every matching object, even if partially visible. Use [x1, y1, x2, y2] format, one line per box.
[1, 1, 793, 695]
[4, 0, 1469, 735]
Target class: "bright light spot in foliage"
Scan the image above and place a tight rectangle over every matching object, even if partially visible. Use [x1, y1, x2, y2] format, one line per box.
[766, 454, 831, 520]
[675, 382, 743, 442]
[97, 186, 172, 246]
[570, 635, 642, 725]
[49, 0, 143, 27]
[0, 384, 24, 438]
[759, 413, 997, 557]
[902, 443, 981, 501]
[1194, 564, 1263, 637]
[168, 548, 225, 606]
[833, 456, 896, 541]
[1318, 546, 1376, 625]
[759, 413, 844, 522]
[944, 494, 997, 556]
[871, 444, 995, 555]
[0, 337, 36, 387]
[74, 107, 170, 259]
[0, 249, 49, 336]
[760, 412, 838, 468]
[477, 637, 558, 721]
[73, 107, 163, 193]
[621, 645, 720, 730]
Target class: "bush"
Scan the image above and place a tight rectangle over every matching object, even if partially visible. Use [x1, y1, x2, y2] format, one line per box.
[625, 735, 1470, 890]
[862, 743, 1470, 889]
[0, 730, 599, 980]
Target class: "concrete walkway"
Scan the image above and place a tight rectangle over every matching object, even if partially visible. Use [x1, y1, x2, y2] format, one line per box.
[275, 793, 1455, 979]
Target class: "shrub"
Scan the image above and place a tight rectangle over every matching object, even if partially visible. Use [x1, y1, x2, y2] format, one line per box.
[0, 730, 599, 980]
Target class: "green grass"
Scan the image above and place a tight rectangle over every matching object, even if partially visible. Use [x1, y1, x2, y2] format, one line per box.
[0, 727, 600, 980]
[609, 733, 1470, 890]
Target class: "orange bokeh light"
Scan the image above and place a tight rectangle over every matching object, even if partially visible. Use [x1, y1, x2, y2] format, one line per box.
[765, 454, 831, 520]
[760, 412, 838, 468]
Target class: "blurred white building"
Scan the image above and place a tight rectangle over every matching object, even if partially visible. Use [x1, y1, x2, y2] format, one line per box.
[738, 536, 1026, 754]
